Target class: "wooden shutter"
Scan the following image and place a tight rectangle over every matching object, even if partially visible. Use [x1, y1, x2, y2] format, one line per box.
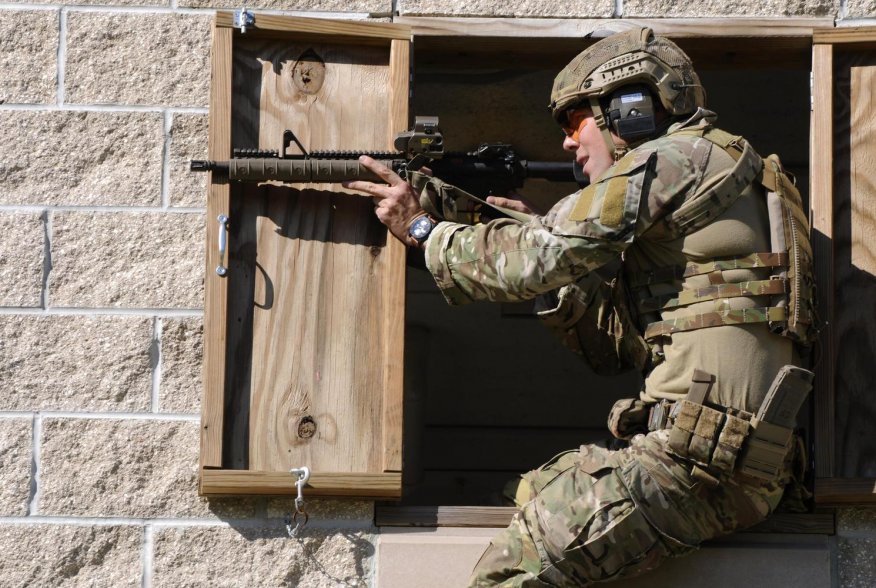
[199, 14, 410, 498]
[811, 27, 876, 504]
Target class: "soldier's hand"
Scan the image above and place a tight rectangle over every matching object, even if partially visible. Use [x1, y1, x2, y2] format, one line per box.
[486, 194, 537, 215]
[343, 155, 427, 248]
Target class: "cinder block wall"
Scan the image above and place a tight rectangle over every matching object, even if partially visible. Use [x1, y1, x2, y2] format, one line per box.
[1, 1, 875, 586]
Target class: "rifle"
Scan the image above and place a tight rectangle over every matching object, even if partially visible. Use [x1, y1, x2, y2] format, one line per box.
[191, 116, 586, 223]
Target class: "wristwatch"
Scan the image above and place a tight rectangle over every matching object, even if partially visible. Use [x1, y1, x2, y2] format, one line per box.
[408, 214, 437, 245]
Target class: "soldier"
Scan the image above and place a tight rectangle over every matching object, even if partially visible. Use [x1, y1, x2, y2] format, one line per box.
[345, 27, 817, 587]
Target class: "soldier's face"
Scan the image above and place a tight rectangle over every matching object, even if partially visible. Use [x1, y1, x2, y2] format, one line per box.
[561, 107, 614, 180]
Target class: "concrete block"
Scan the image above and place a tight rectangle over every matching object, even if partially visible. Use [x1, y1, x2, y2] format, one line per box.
[6, 0, 164, 5]
[846, 0, 876, 17]
[838, 537, 876, 588]
[176, 0, 386, 11]
[0, 524, 141, 586]
[49, 212, 205, 309]
[0, 418, 32, 516]
[623, 0, 838, 17]
[169, 113, 208, 208]
[65, 12, 211, 107]
[0, 111, 163, 206]
[266, 498, 374, 521]
[153, 526, 374, 587]
[0, 10, 58, 104]
[0, 315, 152, 411]
[0, 212, 44, 307]
[159, 317, 202, 414]
[39, 418, 256, 518]
[838, 507, 876, 532]
[398, 0, 614, 17]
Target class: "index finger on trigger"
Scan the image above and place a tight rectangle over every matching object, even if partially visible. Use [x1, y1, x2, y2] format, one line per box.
[359, 155, 403, 186]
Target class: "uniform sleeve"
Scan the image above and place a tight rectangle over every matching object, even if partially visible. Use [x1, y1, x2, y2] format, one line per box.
[424, 140, 706, 305]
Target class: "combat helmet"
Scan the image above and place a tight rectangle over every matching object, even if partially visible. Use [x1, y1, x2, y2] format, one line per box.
[550, 27, 705, 158]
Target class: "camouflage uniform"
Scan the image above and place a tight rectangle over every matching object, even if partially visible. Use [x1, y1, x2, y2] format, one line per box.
[422, 109, 803, 586]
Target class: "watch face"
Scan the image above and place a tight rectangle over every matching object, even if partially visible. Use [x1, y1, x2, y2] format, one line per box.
[410, 216, 434, 240]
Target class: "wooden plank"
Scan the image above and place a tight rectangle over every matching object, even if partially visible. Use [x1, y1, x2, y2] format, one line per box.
[398, 16, 831, 39]
[216, 12, 410, 42]
[815, 478, 876, 504]
[201, 469, 401, 498]
[226, 37, 402, 476]
[814, 27, 876, 45]
[831, 49, 876, 478]
[810, 42, 834, 480]
[375, 506, 835, 534]
[849, 62, 876, 276]
[747, 513, 835, 535]
[377, 505, 518, 527]
[200, 23, 233, 474]
[382, 38, 410, 474]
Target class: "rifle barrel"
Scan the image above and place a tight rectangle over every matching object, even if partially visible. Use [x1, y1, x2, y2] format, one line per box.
[190, 158, 398, 183]
[523, 161, 579, 182]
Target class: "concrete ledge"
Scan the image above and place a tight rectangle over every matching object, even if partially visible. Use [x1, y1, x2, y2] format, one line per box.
[377, 528, 832, 588]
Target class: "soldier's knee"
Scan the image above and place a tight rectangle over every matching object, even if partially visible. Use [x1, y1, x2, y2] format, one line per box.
[469, 514, 545, 587]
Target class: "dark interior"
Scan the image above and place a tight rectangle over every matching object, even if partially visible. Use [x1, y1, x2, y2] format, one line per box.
[400, 36, 811, 505]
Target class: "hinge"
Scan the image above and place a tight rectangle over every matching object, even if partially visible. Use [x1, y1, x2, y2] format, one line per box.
[233, 8, 255, 34]
[810, 70, 814, 112]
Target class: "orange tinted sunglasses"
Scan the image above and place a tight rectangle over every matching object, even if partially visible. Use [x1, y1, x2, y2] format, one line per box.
[561, 109, 592, 142]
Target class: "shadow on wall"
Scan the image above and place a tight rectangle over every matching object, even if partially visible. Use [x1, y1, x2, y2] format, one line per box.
[180, 504, 378, 587]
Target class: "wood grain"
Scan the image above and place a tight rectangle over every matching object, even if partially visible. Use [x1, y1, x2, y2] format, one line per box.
[216, 12, 410, 42]
[814, 27, 876, 45]
[375, 506, 835, 534]
[201, 23, 233, 474]
[832, 49, 876, 481]
[815, 478, 876, 504]
[201, 469, 402, 498]
[381, 38, 410, 473]
[398, 16, 831, 39]
[810, 43, 834, 480]
[226, 36, 404, 479]
[849, 63, 876, 278]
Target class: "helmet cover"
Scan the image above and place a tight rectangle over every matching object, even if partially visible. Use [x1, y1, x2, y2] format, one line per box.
[550, 27, 705, 123]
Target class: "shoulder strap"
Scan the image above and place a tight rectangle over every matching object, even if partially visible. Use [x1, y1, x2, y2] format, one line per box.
[663, 138, 764, 238]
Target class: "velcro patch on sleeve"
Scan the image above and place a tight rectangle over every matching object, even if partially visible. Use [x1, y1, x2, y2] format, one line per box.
[567, 184, 598, 222]
[599, 176, 629, 228]
[567, 152, 646, 225]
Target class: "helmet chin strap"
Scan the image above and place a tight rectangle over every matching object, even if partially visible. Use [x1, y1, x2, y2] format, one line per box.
[589, 98, 629, 162]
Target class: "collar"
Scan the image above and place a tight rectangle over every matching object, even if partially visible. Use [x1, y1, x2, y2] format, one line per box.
[665, 108, 718, 135]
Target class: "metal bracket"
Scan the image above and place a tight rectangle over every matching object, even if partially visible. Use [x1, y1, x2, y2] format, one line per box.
[216, 214, 229, 277]
[233, 8, 255, 34]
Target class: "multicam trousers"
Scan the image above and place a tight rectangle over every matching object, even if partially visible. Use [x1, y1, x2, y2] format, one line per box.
[469, 430, 786, 587]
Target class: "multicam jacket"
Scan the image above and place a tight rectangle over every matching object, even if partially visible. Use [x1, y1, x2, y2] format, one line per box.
[424, 108, 799, 413]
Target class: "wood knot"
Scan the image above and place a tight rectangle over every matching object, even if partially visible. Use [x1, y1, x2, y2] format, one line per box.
[297, 416, 317, 439]
[292, 49, 326, 95]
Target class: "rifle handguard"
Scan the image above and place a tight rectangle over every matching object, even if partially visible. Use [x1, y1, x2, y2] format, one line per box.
[191, 158, 401, 183]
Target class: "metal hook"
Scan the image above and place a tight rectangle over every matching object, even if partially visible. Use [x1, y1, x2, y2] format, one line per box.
[286, 467, 311, 538]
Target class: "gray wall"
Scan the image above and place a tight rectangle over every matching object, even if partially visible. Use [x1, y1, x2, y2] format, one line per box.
[1, 1, 875, 586]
